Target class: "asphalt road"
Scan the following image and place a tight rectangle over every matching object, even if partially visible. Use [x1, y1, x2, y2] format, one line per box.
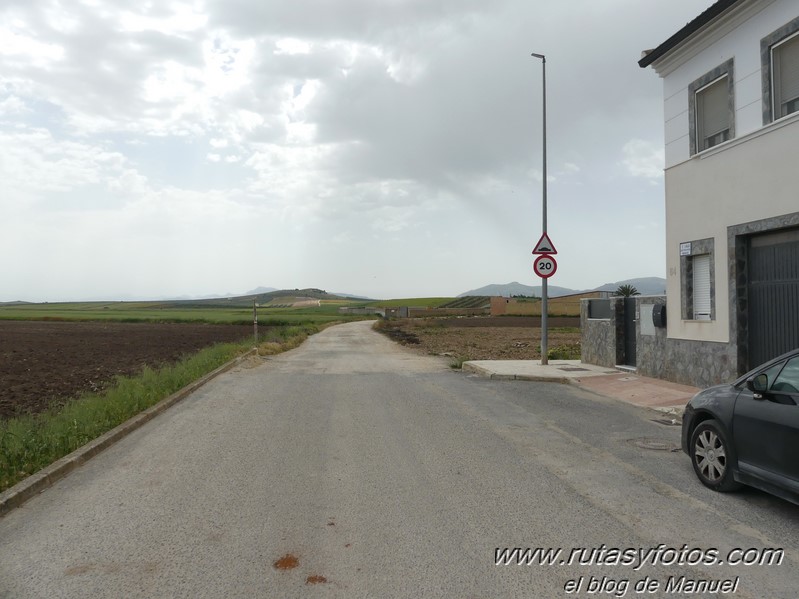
[1, 320, 797, 598]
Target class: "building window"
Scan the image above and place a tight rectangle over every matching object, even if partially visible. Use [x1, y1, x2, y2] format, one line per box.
[689, 59, 734, 155]
[692, 254, 712, 320]
[761, 17, 799, 124]
[696, 76, 731, 150]
[680, 238, 715, 321]
[772, 33, 799, 119]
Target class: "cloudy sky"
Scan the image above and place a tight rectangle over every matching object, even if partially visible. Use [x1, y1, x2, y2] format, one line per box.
[0, 0, 706, 301]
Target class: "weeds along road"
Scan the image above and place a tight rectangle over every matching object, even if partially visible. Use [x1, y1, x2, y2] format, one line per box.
[1, 320, 797, 598]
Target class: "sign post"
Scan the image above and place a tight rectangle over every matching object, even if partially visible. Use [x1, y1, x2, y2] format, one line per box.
[531, 52, 550, 365]
[532, 233, 557, 365]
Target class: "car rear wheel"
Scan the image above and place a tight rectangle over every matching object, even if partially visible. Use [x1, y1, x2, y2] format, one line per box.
[690, 420, 741, 492]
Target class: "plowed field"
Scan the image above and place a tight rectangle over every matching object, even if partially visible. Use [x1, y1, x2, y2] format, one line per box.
[376, 317, 581, 362]
[0, 321, 253, 419]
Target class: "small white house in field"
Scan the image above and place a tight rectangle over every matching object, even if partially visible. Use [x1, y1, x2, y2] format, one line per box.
[583, 0, 799, 388]
[639, 0, 799, 383]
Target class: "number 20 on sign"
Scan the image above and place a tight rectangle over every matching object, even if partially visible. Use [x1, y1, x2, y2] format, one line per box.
[534, 255, 557, 278]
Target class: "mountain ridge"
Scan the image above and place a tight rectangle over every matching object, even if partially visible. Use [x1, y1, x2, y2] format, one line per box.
[459, 277, 666, 298]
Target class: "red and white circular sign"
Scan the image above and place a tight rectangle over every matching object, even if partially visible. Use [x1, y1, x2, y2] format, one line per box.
[533, 255, 557, 278]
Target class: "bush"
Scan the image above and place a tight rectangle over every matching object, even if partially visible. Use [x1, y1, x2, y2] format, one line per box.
[449, 356, 468, 369]
[547, 342, 581, 360]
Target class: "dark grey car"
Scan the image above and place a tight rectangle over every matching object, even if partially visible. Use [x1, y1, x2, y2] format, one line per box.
[681, 349, 799, 506]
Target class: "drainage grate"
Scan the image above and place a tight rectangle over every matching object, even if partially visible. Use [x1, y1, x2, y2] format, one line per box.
[558, 367, 590, 372]
[627, 438, 681, 452]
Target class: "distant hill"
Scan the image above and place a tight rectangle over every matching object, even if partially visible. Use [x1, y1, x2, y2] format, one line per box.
[165, 288, 365, 308]
[244, 286, 279, 295]
[458, 281, 577, 298]
[589, 277, 666, 295]
[332, 292, 375, 300]
[459, 277, 666, 298]
[242, 286, 374, 301]
[1, 287, 370, 304]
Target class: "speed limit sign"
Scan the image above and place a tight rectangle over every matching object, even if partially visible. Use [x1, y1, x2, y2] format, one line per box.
[534, 255, 557, 278]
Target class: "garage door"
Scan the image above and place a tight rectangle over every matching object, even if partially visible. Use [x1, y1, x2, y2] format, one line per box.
[748, 228, 799, 367]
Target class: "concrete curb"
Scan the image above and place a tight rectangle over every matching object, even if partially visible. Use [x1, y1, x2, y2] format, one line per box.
[0, 348, 258, 518]
[462, 361, 691, 417]
[462, 362, 571, 384]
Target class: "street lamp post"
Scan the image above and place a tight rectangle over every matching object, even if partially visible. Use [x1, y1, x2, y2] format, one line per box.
[531, 52, 549, 365]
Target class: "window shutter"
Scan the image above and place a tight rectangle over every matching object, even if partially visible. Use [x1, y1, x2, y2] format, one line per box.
[693, 254, 711, 320]
[774, 34, 799, 117]
[697, 77, 729, 141]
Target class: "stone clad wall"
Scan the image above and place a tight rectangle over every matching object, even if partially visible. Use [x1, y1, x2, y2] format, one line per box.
[581, 296, 737, 388]
[580, 298, 623, 368]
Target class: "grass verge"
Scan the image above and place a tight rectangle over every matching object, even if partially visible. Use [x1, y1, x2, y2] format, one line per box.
[547, 342, 582, 360]
[0, 323, 319, 493]
[448, 356, 468, 370]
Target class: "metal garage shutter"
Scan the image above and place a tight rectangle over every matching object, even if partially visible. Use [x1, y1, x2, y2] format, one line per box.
[749, 228, 799, 366]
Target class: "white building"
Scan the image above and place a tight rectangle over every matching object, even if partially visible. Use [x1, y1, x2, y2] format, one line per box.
[636, 0, 799, 385]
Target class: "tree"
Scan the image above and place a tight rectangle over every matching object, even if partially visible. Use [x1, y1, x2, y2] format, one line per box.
[614, 284, 640, 297]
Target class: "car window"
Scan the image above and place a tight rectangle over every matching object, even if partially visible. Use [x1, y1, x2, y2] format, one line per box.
[771, 356, 799, 394]
[760, 362, 786, 390]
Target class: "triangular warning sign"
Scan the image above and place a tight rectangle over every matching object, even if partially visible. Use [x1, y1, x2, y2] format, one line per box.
[532, 232, 557, 255]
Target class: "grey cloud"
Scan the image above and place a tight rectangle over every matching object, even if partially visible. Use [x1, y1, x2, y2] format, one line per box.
[257, 45, 352, 82]
[207, 0, 488, 41]
[300, 0, 694, 196]
[305, 9, 537, 188]
[0, 0, 708, 300]
[2, 4, 205, 132]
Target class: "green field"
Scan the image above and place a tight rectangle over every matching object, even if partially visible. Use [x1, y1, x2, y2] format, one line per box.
[0, 300, 369, 325]
[0, 293, 469, 324]
[364, 297, 455, 309]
